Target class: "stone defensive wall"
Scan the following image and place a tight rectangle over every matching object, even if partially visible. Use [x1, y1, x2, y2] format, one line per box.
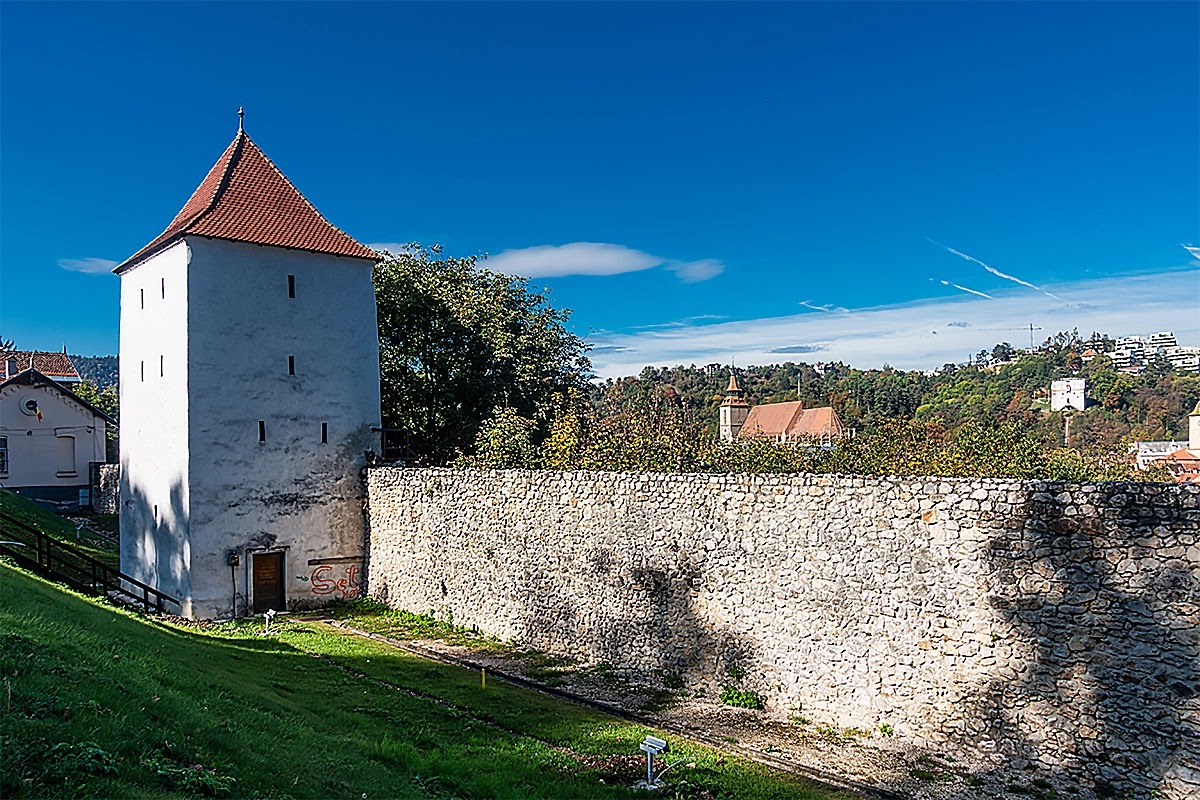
[365, 468, 1200, 797]
[91, 463, 120, 514]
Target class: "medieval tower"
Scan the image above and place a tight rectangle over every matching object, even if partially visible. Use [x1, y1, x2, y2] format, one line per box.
[115, 116, 381, 618]
[719, 372, 749, 442]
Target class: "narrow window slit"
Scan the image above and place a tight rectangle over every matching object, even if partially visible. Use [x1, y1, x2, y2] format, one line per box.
[258, 421, 266, 443]
[287, 274, 296, 298]
[160, 355, 164, 377]
[161, 278, 165, 299]
[140, 288, 144, 309]
[321, 422, 328, 444]
[288, 355, 295, 375]
[140, 361, 144, 382]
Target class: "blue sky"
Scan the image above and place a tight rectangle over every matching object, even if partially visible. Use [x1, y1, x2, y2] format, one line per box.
[2, 1, 1197, 376]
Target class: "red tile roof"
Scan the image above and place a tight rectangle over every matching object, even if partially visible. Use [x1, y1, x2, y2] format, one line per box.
[1, 350, 79, 381]
[115, 130, 377, 272]
[739, 401, 847, 441]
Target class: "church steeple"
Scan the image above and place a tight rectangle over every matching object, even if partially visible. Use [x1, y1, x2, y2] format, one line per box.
[719, 370, 750, 442]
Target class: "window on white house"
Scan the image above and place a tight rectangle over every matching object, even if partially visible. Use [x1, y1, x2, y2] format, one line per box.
[161, 277, 165, 299]
[140, 288, 144, 309]
[141, 361, 144, 382]
[56, 435, 76, 477]
[0, 436, 8, 474]
[160, 355, 164, 377]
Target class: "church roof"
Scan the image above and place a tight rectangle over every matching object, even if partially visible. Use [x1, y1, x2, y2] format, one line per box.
[115, 128, 377, 273]
[739, 401, 846, 441]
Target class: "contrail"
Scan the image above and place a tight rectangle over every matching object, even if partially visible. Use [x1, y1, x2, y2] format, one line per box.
[1184, 244, 1200, 260]
[927, 238, 1066, 302]
[799, 300, 849, 314]
[940, 279, 993, 299]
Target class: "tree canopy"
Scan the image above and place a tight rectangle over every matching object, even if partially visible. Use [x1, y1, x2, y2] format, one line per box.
[374, 244, 591, 464]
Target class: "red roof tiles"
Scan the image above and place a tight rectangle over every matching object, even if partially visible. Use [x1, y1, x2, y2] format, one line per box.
[115, 131, 377, 272]
[739, 401, 847, 442]
[1, 351, 79, 381]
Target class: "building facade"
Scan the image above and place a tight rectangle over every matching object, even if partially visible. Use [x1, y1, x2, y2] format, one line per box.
[0, 368, 113, 509]
[116, 121, 381, 618]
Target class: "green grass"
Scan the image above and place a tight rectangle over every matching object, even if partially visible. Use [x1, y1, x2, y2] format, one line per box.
[0, 489, 118, 569]
[0, 563, 849, 799]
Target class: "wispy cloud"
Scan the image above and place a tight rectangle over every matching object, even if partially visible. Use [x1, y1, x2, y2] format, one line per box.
[768, 344, 827, 354]
[665, 258, 725, 283]
[631, 314, 728, 331]
[486, 242, 724, 283]
[368, 242, 417, 256]
[58, 257, 117, 274]
[799, 300, 850, 314]
[928, 239, 1067, 303]
[940, 279, 993, 299]
[586, 268, 1200, 378]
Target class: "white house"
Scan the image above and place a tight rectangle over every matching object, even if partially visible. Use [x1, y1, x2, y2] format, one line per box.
[115, 117, 381, 619]
[0, 368, 113, 509]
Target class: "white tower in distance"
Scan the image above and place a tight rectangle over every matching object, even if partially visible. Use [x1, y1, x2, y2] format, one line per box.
[115, 113, 381, 618]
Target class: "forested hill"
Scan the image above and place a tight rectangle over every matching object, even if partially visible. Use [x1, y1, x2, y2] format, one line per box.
[71, 355, 118, 389]
[598, 336, 1200, 448]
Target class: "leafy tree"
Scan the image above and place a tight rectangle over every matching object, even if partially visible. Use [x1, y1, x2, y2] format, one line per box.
[374, 244, 591, 464]
[459, 406, 541, 469]
[72, 380, 119, 462]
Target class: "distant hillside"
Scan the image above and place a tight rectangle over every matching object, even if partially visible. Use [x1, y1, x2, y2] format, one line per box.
[71, 354, 117, 389]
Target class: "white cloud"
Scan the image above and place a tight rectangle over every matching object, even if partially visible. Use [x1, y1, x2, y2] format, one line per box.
[666, 258, 725, 283]
[487, 242, 724, 283]
[367, 242, 416, 256]
[58, 257, 117, 274]
[587, 268, 1200, 378]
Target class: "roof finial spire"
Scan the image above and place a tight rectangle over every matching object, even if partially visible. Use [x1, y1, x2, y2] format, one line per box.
[238, 106, 245, 133]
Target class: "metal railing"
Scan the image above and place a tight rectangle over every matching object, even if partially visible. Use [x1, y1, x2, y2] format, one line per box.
[0, 512, 179, 614]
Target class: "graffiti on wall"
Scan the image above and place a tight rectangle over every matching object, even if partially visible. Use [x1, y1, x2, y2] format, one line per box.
[309, 563, 361, 599]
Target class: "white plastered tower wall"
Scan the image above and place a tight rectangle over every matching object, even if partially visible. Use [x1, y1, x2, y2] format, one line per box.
[115, 122, 383, 619]
[184, 237, 379, 618]
[118, 241, 193, 614]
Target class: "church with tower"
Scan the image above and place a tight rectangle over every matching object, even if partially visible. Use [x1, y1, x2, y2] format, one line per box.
[115, 114, 381, 619]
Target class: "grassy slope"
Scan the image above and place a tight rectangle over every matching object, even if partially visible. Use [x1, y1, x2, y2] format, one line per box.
[0, 489, 118, 569]
[0, 565, 847, 800]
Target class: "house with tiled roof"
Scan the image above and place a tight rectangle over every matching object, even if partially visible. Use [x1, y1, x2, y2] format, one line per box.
[1, 349, 81, 383]
[1155, 401, 1200, 484]
[0, 367, 114, 509]
[116, 112, 380, 619]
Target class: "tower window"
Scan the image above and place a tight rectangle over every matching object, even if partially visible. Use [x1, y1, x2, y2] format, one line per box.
[287, 274, 296, 298]
[140, 361, 144, 382]
[321, 422, 328, 444]
[258, 421, 266, 443]
[288, 355, 295, 375]
[140, 288, 144, 309]
[161, 278, 165, 299]
[160, 355, 164, 377]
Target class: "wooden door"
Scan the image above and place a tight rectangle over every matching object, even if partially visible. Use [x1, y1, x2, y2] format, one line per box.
[252, 552, 286, 613]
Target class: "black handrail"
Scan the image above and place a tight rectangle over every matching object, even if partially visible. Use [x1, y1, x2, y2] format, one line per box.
[0, 511, 180, 614]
